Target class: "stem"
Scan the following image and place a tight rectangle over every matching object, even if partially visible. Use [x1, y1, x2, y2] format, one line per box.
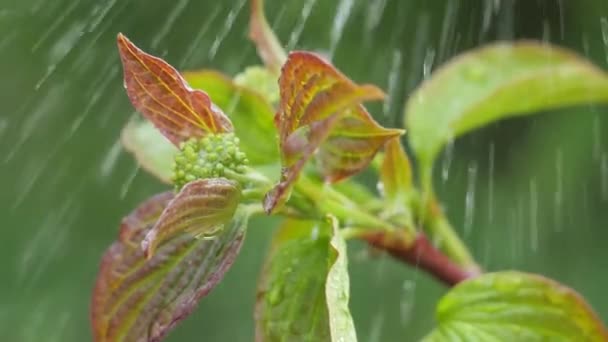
[294, 176, 398, 233]
[416, 162, 478, 269]
[425, 198, 478, 268]
[363, 231, 481, 286]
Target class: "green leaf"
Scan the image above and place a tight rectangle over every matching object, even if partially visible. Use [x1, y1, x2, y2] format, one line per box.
[234, 65, 280, 104]
[255, 217, 357, 342]
[183, 70, 279, 166]
[378, 137, 413, 214]
[142, 178, 241, 258]
[424, 271, 608, 341]
[264, 51, 395, 213]
[91, 192, 248, 342]
[121, 119, 177, 184]
[406, 42, 608, 167]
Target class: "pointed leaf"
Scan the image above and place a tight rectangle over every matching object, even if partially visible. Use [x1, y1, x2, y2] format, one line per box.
[117, 33, 232, 146]
[249, 0, 287, 74]
[264, 51, 387, 213]
[378, 137, 413, 212]
[317, 106, 403, 182]
[423, 271, 608, 341]
[255, 217, 357, 342]
[406, 42, 608, 167]
[183, 70, 279, 165]
[121, 120, 178, 184]
[142, 178, 241, 258]
[91, 192, 248, 342]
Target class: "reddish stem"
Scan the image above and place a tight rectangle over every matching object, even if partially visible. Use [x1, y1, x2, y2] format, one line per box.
[363, 232, 481, 286]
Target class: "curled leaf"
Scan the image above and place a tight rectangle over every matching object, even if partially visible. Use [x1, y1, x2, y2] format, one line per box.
[142, 178, 241, 258]
[117, 33, 232, 146]
[424, 271, 608, 341]
[91, 192, 248, 342]
[249, 0, 287, 74]
[255, 217, 356, 342]
[183, 70, 279, 165]
[264, 51, 388, 213]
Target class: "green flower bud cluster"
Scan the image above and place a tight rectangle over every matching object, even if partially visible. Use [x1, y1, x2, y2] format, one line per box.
[171, 133, 249, 191]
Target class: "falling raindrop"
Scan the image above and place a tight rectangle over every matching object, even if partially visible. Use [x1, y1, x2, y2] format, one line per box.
[399, 280, 416, 326]
[463, 161, 477, 236]
[441, 139, 454, 183]
[601, 17, 608, 64]
[601, 153, 608, 201]
[286, 0, 317, 51]
[422, 47, 435, 80]
[209, 0, 246, 60]
[529, 178, 538, 252]
[554, 148, 563, 232]
[328, 0, 354, 58]
[383, 49, 402, 119]
[487, 142, 495, 224]
[151, 0, 189, 50]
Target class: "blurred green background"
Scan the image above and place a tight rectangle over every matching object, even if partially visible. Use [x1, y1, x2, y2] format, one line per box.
[1, 0, 608, 341]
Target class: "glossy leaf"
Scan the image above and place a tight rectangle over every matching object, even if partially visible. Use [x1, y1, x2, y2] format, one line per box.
[249, 0, 287, 74]
[317, 107, 402, 183]
[142, 178, 241, 258]
[264, 51, 389, 213]
[255, 217, 357, 342]
[424, 271, 608, 341]
[379, 137, 413, 212]
[183, 70, 279, 165]
[91, 192, 248, 342]
[121, 120, 177, 184]
[117, 33, 232, 146]
[406, 42, 608, 166]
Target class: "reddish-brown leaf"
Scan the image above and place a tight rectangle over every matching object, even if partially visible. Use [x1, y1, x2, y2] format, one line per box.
[317, 106, 402, 182]
[264, 51, 389, 213]
[117, 34, 232, 146]
[249, 0, 287, 74]
[142, 178, 241, 258]
[91, 192, 247, 342]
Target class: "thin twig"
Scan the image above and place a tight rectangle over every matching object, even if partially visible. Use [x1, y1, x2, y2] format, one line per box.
[362, 231, 481, 286]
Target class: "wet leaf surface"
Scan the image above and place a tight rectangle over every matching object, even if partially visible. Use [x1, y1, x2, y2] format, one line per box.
[142, 178, 241, 258]
[424, 271, 608, 341]
[255, 217, 356, 342]
[264, 51, 391, 213]
[91, 192, 248, 342]
[117, 34, 232, 146]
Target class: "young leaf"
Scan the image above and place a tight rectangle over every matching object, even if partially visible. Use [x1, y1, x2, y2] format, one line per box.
[142, 178, 241, 258]
[233, 65, 280, 104]
[117, 34, 233, 146]
[406, 42, 608, 167]
[264, 51, 390, 213]
[183, 70, 279, 165]
[255, 217, 357, 342]
[317, 106, 403, 183]
[378, 137, 413, 213]
[91, 192, 248, 342]
[121, 120, 178, 184]
[249, 0, 287, 74]
[423, 271, 608, 341]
